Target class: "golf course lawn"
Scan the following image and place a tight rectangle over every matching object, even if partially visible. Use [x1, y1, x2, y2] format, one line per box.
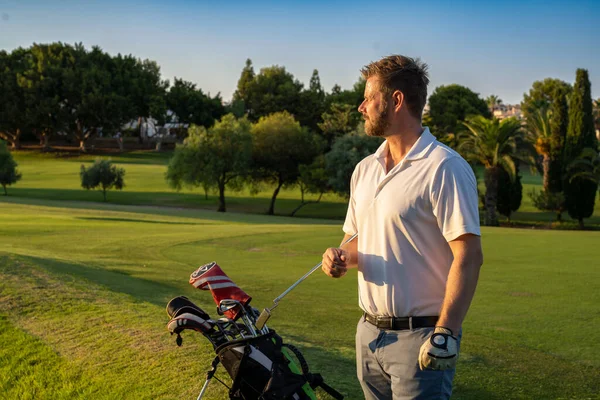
[1, 199, 599, 399]
[9, 150, 600, 226]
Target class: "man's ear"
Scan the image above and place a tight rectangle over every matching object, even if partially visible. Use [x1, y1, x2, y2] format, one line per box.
[392, 90, 404, 112]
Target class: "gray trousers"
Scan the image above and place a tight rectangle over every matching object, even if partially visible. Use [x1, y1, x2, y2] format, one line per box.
[356, 317, 460, 400]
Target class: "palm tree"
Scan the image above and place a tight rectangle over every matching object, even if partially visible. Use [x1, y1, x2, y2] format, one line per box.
[568, 148, 600, 187]
[485, 95, 502, 113]
[459, 116, 523, 226]
[524, 108, 552, 191]
[593, 99, 600, 139]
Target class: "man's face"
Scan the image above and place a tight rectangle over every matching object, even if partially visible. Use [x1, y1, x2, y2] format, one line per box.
[358, 77, 391, 137]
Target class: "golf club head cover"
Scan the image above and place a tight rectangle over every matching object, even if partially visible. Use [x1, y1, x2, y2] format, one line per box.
[167, 313, 214, 335]
[189, 262, 251, 320]
[166, 296, 211, 320]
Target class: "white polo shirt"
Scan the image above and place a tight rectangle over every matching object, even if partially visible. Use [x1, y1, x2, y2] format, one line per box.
[343, 127, 480, 317]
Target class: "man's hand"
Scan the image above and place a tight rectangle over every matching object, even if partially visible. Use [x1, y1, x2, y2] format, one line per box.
[418, 327, 458, 370]
[321, 247, 350, 278]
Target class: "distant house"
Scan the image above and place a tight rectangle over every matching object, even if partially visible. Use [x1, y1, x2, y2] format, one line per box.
[492, 104, 523, 120]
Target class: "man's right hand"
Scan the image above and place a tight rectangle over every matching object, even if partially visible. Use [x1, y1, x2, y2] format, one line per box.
[321, 247, 350, 278]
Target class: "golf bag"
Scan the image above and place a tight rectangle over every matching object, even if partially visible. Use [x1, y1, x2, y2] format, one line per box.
[166, 261, 343, 399]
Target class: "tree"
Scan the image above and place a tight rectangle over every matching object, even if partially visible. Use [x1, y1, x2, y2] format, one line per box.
[232, 58, 255, 110]
[166, 78, 224, 129]
[296, 69, 326, 131]
[113, 56, 168, 145]
[593, 98, 600, 135]
[80, 159, 125, 201]
[0, 140, 22, 195]
[525, 107, 553, 190]
[521, 78, 572, 122]
[324, 78, 365, 112]
[318, 103, 361, 151]
[165, 114, 253, 212]
[0, 48, 28, 149]
[548, 89, 569, 194]
[290, 155, 329, 217]
[563, 69, 598, 228]
[251, 111, 323, 215]
[62, 44, 130, 151]
[324, 123, 384, 197]
[486, 95, 502, 112]
[496, 161, 522, 222]
[242, 66, 304, 122]
[459, 116, 523, 226]
[567, 148, 600, 187]
[428, 84, 491, 139]
[17, 43, 74, 150]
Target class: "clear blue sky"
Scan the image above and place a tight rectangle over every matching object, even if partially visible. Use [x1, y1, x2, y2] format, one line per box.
[1, 0, 598, 104]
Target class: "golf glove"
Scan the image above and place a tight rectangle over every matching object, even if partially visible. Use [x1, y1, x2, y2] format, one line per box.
[418, 327, 458, 371]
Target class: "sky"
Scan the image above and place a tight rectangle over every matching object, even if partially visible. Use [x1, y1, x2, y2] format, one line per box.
[0, 0, 598, 105]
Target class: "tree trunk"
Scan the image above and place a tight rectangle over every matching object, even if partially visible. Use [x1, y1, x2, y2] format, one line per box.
[117, 137, 124, 152]
[267, 180, 283, 215]
[2, 129, 21, 150]
[12, 133, 20, 150]
[290, 193, 323, 217]
[42, 133, 50, 151]
[217, 181, 226, 212]
[79, 140, 87, 152]
[542, 154, 551, 192]
[2, 184, 6, 196]
[484, 167, 500, 226]
[138, 117, 144, 144]
[578, 218, 584, 229]
[103, 189, 107, 202]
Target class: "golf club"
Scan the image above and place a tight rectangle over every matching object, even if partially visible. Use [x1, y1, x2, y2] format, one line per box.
[255, 232, 358, 330]
[218, 299, 258, 337]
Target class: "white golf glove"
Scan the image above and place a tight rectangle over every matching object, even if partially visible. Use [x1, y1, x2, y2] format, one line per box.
[418, 327, 458, 371]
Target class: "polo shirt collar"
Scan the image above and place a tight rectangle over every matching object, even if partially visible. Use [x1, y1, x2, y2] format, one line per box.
[374, 127, 436, 162]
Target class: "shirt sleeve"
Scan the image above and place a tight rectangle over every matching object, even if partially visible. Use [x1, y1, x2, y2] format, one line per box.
[342, 166, 358, 235]
[431, 156, 481, 242]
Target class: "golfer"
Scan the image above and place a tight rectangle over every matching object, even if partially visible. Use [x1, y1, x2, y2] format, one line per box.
[322, 55, 483, 399]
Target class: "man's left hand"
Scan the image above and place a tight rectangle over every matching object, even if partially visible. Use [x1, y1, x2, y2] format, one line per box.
[418, 327, 458, 370]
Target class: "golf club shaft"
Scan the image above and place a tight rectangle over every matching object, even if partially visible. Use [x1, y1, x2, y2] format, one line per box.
[256, 233, 358, 329]
[273, 232, 358, 305]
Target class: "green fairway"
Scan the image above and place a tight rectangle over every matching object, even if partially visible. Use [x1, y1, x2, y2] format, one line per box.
[9, 150, 600, 226]
[9, 151, 350, 220]
[1, 199, 599, 399]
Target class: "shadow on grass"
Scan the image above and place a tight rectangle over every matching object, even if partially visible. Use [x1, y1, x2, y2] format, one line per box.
[4, 253, 371, 399]
[75, 217, 215, 225]
[0, 191, 344, 225]
[14, 149, 172, 166]
[12, 254, 187, 308]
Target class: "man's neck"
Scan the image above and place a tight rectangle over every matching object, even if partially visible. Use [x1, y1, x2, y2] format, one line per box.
[384, 126, 425, 172]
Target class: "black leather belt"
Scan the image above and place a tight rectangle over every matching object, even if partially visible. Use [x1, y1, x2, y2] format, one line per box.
[364, 312, 438, 330]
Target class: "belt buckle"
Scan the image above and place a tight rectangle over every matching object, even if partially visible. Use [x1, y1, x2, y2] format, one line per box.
[376, 315, 391, 330]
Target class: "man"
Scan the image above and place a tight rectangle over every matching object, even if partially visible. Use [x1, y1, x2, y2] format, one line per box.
[321, 55, 483, 399]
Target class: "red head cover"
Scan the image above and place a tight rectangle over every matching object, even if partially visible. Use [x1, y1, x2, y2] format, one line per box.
[189, 262, 251, 320]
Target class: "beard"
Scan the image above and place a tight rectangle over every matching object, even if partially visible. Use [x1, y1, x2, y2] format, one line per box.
[364, 99, 390, 137]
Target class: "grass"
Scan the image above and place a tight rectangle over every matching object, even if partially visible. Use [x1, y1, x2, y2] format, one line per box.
[8, 150, 350, 219]
[9, 150, 600, 226]
[1, 199, 599, 399]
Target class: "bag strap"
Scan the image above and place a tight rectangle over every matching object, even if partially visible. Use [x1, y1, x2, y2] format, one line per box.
[307, 373, 344, 400]
[282, 343, 310, 375]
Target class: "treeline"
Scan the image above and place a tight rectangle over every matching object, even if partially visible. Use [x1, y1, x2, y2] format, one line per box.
[1, 42, 598, 226]
[0, 42, 224, 151]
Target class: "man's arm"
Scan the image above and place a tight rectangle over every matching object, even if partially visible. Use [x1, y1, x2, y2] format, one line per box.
[321, 234, 358, 278]
[436, 233, 484, 333]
